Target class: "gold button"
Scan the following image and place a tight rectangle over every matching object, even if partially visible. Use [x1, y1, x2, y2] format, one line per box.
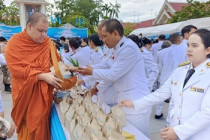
[179, 93, 182, 96]
[177, 117, 180, 120]
[179, 105, 181, 108]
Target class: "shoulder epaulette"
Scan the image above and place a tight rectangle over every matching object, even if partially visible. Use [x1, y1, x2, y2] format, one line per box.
[178, 61, 191, 67]
[140, 48, 144, 52]
[206, 62, 210, 68]
[94, 47, 99, 52]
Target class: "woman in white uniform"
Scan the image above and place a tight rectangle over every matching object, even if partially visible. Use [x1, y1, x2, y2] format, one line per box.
[68, 37, 92, 67]
[120, 29, 210, 140]
[88, 34, 103, 65]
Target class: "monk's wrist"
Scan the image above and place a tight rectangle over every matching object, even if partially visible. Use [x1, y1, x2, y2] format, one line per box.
[37, 73, 46, 81]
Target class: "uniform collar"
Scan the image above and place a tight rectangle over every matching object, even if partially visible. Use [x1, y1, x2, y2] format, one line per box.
[114, 36, 126, 50]
[183, 58, 210, 90]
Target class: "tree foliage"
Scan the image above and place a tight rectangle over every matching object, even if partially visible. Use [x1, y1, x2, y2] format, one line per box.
[0, 2, 20, 25]
[168, 0, 210, 23]
[0, 0, 6, 10]
[123, 23, 137, 36]
[51, 0, 121, 34]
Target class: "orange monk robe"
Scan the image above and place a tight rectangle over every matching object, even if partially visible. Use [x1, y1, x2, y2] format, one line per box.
[5, 29, 60, 140]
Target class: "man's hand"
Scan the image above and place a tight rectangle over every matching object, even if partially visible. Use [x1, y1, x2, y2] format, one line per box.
[160, 127, 178, 140]
[6, 123, 15, 138]
[65, 65, 78, 72]
[119, 100, 134, 108]
[90, 82, 99, 96]
[76, 65, 93, 75]
[77, 79, 84, 86]
[38, 72, 63, 89]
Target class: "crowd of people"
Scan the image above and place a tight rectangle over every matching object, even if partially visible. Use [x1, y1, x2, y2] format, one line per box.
[0, 11, 210, 140]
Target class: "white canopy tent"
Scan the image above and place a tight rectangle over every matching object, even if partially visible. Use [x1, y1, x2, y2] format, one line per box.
[130, 17, 210, 37]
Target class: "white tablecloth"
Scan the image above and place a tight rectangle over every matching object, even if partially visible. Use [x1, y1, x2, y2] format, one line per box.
[55, 104, 150, 140]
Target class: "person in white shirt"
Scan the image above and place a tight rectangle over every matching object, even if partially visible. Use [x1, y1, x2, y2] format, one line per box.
[82, 34, 103, 89]
[88, 34, 103, 65]
[77, 19, 151, 136]
[68, 37, 92, 67]
[119, 29, 210, 140]
[179, 25, 197, 60]
[151, 34, 166, 63]
[155, 33, 182, 119]
[61, 43, 74, 65]
[128, 35, 159, 91]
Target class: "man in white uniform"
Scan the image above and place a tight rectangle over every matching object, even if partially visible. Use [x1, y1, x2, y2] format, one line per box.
[179, 25, 197, 60]
[156, 33, 183, 119]
[77, 19, 151, 136]
[151, 34, 166, 63]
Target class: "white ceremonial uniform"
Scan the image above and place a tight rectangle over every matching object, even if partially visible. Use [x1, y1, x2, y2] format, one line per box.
[156, 44, 188, 115]
[84, 46, 118, 105]
[92, 36, 152, 136]
[95, 47, 117, 106]
[82, 48, 103, 89]
[142, 47, 159, 91]
[89, 47, 103, 65]
[68, 46, 92, 67]
[171, 42, 188, 70]
[151, 41, 164, 63]
[133, 58, 210, 140]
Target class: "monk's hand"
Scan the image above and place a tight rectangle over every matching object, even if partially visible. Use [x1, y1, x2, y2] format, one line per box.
[65, 65, 78, 72]
[76, 65, 93, 75]
[160, 127, 178, 140]
[6, 123, 15, 138]
[119, 100, 134, 108]
[38, 72, 63, 89]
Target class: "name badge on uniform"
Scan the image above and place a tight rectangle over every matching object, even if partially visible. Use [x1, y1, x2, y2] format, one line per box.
[190, 87, 204, 93]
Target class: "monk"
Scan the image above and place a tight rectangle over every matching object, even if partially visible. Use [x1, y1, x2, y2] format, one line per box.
[5, 12, 63, 140]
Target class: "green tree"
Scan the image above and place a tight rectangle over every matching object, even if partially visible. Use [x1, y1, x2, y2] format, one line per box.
[0, 2, 20, 25]
[0, 0, 6, 10]
[109, 3, 120, 18]
[168, 0, 210, 23]
[100, 2, 121, 19]
[123, 23, 137, 36]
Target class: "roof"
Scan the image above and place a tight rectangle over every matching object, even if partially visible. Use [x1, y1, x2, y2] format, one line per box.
[169, 2, 188, 11]
[135, 19, 155, 29]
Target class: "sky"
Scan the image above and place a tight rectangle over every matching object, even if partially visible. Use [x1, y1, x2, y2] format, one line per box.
[4, 0, 209, 23]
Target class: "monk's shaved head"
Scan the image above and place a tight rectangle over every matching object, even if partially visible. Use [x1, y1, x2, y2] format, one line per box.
[26, 12, 48, 25]
[26, 12, 49, 44]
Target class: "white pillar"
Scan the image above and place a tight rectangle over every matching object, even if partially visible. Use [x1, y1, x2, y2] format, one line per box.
[19, 3, 26, 31]
[40, 4, 46, 15]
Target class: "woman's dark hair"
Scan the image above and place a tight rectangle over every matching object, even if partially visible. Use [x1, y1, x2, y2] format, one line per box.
[127, 34, 143, 48]
[63, 43, 70, 53]
[51, 39, 62, 51]
[193, 29, 210, 58]
[82, 38, 89, 47]
[89, 34, 103, 46]
[142, 37, 152, 46]
[69, 37, 82, 49]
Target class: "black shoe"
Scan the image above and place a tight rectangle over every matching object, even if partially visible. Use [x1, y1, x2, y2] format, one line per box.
[4, 84, 11, 92]
[0, 137, 7, 140]
[155, 113, 163, 119]
[164, 98, 170, 103]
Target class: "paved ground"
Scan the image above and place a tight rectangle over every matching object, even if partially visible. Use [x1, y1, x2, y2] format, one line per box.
[2, 91, 169, 140]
